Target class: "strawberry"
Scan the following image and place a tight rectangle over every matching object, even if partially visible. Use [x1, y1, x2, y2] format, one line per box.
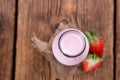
[85, 30, 104, 57]
[82, 54, 103, 72]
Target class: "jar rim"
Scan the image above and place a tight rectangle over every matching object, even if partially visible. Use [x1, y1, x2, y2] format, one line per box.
[58, 30, 86, 58]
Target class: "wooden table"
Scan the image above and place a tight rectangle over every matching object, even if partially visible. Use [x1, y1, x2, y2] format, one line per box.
[0, 0, 119, 80]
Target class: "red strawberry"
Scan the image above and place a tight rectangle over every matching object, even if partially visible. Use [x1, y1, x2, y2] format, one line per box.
[82, 54, 103, 72]
[85, 30, 104, 57]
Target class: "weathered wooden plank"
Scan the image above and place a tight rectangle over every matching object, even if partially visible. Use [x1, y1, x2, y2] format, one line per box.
[116, 0, 120, 80]
[0, 0, 15, 80]
[74, 0, 114, 80]
[16, 0, 113, 80]
[16, 0, 55, 80]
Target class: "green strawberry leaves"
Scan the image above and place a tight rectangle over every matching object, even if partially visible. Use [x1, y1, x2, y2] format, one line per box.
[85, 29, 101, 44]
[85, 54, 103, 61]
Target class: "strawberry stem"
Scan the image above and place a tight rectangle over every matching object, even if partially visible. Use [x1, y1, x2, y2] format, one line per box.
[85, 32, 93, 43]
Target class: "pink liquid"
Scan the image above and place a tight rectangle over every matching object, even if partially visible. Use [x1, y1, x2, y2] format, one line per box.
[60, 31, 85, 56]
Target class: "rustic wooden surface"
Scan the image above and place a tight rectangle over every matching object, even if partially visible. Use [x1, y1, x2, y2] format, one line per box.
[0, 0, 116, 80]
[15, 0, 114, 80]
[15, 0, 53, 80]
[0, 0, 15, 80]
[81, 0, 113, 80]
[116, 0, 120, 80]
[73, 0, 114, 80]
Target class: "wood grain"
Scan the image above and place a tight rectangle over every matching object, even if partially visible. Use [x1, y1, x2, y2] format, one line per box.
[16, 0, 55, 80]
[74, 0, 114, 80]
[0, 0, 15, 80]
[116, 0, 120, 80]
[16, 0, 114, 80]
